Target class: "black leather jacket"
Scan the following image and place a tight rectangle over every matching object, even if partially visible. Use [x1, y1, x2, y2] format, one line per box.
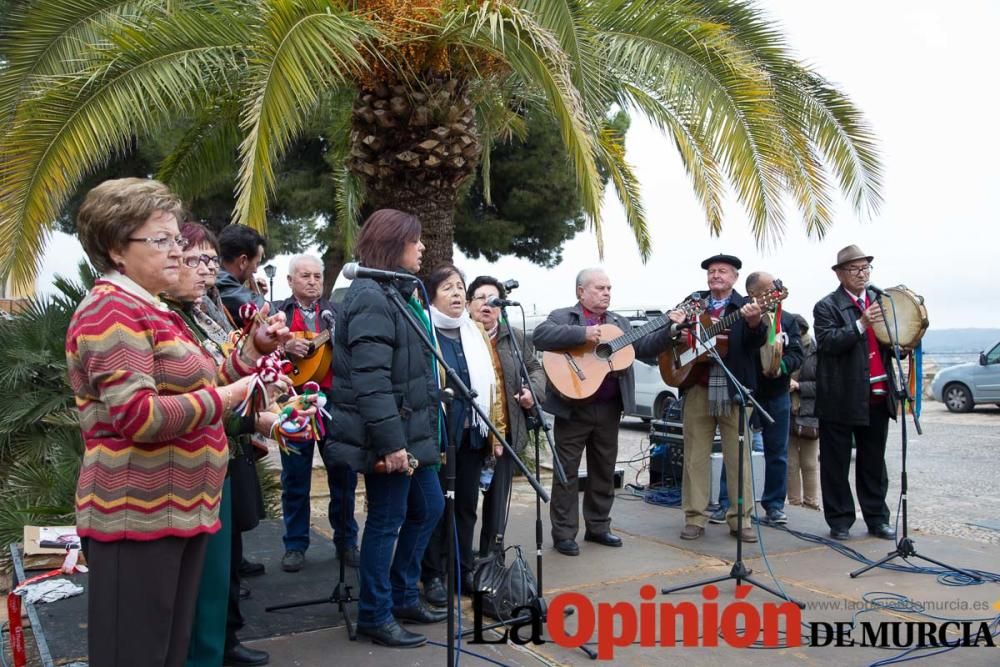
[813, 287, 897, 425]
[216, 269, 265, 327]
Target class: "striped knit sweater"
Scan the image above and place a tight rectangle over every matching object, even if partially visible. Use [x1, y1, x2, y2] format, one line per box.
[67, 275, 251, 541]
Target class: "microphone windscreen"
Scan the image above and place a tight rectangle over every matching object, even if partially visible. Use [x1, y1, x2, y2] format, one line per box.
[342, 263, 359, 280]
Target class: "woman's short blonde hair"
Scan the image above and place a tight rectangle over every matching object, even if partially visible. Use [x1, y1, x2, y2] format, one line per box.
[77, 178, 185, 273]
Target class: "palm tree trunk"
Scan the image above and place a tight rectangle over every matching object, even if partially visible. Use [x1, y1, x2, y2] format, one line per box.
[321, 242, 347, 297]
[368, 184, 457, 279]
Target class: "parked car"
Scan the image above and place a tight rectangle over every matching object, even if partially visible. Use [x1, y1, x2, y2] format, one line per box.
[931, 339, 1000, 412]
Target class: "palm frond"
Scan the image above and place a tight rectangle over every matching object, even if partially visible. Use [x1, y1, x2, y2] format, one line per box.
[620, 83, 725, 235]
[157, 97, 243, 198]
[796, 71, 883, 219]
[334, 166, 363, 255]
[595, 126, 649, 260]
[443, 3, 605, 252]
[232, 0, 376, 232]
[0, 3, 247, 290]
[0, 0, 162, 127]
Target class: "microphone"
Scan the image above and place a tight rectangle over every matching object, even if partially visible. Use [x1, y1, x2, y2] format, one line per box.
[502, 279, 519, 292]
[865, 282, 887, 296]
[486, 296, 520, 308]
[342, 262, 412, 282]
[320, 309, 334, 329]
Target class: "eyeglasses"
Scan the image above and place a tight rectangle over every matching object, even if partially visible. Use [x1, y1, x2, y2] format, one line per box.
[182, 254, 221, 269]
[840, 264, 873, 276]
[127, 235, 189, 251]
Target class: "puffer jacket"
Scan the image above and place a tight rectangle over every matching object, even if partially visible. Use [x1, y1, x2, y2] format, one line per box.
[325, 276, 440, 472]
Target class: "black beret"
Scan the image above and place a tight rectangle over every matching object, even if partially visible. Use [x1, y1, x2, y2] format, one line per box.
[700, 253, 742, 270]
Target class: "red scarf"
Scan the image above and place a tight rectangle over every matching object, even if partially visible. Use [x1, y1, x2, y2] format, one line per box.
[848, 290, 888, 400]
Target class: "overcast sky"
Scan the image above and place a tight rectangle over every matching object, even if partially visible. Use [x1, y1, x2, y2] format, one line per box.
[36, 0, 998, 328]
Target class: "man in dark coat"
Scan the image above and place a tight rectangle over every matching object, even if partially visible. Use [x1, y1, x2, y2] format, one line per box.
[533, 268, 673, 556]
[813, 244, 897, 541]
[271, 255, 358, 573]
[666, 254, 767, 542]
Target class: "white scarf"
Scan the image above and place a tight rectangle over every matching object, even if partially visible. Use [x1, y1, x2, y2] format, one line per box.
[430, 305, 497, 437]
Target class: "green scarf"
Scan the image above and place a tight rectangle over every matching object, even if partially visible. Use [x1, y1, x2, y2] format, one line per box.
[406, 295, 443, 461]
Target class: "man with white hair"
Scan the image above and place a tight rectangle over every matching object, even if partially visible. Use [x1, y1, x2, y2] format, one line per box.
[272, 255, 359, 572]
[533, 268, 673, 555]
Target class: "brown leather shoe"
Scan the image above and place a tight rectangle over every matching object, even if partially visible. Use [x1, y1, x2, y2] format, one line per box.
[680, 524, 704, 540]
[730, 527, 758, 542]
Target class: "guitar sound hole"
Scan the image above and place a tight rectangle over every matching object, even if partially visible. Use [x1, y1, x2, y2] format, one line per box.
[595, 343, 612, 360]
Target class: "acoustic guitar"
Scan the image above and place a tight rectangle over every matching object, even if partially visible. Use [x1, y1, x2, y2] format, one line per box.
[658, 283, 788, 389]
[289, 330, 332, 387]
[542, 301, 703, 401]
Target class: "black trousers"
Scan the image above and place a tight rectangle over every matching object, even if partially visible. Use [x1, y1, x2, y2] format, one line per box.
[479, 449, 515, 556]
[423, 431, 485, 580]
[819, 403, 891, 531]
[550, 399, 622, 542]
[83, 534, 208, 667]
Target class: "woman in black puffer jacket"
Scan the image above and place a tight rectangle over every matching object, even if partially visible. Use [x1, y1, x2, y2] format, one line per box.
[325, 209, 444, 648]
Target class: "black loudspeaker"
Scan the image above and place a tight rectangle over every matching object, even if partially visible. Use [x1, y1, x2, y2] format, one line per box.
[647, 397, 721, 487]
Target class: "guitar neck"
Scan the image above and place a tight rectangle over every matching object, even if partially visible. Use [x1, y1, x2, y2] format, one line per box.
[704, 308, 744, 339]
[608, 315, 670, 352]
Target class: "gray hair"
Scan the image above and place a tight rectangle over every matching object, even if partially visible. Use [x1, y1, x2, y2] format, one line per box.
[288, 254, 323, 276]
[575, 267, 606, 290]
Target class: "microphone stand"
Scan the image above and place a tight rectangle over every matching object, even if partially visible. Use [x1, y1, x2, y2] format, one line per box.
[265, 452, 358, 640]
[662, 324, 803, 608]
[458, 305, 596, 659]
[850, 293, 980, 580]
[379, 281, 550, 667]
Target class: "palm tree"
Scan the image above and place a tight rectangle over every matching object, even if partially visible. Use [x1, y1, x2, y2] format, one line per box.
[0, 263, 93, 562]
[0, 0, 882, 288]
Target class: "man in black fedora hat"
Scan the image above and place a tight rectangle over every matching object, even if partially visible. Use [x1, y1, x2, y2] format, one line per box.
[813, 244, 897, 541]
[665, 254, 767, 541]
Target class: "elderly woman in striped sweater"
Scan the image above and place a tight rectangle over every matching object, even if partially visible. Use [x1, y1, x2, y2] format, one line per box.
[66, 179, 290, 667]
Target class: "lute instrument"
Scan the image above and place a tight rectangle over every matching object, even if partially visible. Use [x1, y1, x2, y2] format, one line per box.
[288, 329, 332, 388]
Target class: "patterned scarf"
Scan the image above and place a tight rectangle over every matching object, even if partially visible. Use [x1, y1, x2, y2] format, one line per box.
[706, 298, 732, 416]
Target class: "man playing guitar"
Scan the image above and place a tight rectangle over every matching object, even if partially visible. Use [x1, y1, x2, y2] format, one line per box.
[666, 254, 766, 542]
[533, 268, 674, 556]
[273, 255, 359, 573]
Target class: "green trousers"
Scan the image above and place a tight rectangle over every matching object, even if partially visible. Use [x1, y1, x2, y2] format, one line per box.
[186, 477, 232, 667]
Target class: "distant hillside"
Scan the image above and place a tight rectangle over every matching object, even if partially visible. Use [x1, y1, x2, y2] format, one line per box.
[923, 329, 1000, 353]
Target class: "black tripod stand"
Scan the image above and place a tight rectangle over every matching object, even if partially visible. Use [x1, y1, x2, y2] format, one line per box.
[380, 281, 549, 667]
[265, 462, 359, 640]
[850, 293, 980, 581]
[662, 337, 803, 608]
[457, 303, 596, 658]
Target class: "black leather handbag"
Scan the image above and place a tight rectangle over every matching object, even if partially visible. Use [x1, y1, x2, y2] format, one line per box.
[472, 545, 539, 621]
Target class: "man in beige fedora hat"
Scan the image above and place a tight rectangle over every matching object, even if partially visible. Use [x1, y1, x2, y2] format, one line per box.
[813, 245, 897, 542]
[831, 244, 874, 271]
